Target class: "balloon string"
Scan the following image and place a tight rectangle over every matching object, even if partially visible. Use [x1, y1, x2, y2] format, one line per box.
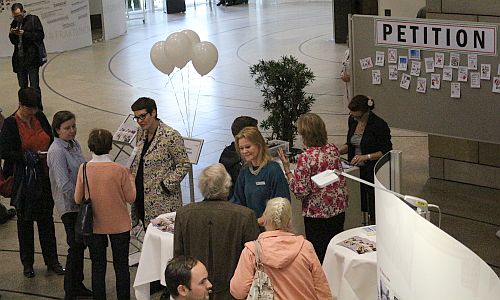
[191, 75, 202, 137]
[187, 64, 191, 137]
[180, 69, 189, 136]
[167, 72, 188, 135]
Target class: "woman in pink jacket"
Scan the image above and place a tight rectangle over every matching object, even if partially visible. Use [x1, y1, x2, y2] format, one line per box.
[230, 197, 332, 300]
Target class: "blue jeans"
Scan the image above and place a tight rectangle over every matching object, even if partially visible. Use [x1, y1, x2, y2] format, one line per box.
[88, 231, 130, 300]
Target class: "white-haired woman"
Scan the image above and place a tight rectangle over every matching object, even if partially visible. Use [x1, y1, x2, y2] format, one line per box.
[230, 197, 332, 300]
[174, 163, 259, 299]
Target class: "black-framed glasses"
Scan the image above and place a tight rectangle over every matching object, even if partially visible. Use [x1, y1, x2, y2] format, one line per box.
[133, 112, 150, 122]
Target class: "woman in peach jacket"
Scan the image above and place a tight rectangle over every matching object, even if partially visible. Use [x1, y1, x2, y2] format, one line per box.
[230, 197, 332, 300]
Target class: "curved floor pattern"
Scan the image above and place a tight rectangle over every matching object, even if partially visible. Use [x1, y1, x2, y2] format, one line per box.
[0, 1, 497, 299]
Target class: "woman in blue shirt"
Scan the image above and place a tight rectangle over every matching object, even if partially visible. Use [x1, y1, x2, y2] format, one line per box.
[47, 111, 91, 299]
[231, 127, 290, 218]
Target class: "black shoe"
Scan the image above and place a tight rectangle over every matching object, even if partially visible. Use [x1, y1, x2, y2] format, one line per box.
[47, 263, 65, 275]
[23, 265, 35, 278]
[216, 1, 223, 6]
[73, 286, 93, 297]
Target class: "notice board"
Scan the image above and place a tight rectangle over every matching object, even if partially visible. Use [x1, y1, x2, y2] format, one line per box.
[349, 15, 500, 144]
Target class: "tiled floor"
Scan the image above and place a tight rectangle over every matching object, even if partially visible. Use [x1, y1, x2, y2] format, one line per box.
[0, 1, 499, 299]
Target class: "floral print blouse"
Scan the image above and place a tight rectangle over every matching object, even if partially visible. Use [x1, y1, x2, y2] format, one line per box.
[288, 143, 348, 218]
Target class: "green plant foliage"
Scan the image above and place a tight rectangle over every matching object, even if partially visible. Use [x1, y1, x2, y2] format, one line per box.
[250, 55, 315, 148]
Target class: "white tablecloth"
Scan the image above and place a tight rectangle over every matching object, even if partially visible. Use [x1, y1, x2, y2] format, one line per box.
[133, 213, 175, 300]
[322, 226, 377, 300]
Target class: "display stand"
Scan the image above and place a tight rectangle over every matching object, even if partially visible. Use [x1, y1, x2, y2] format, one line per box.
[112, 114, 138, 165]
[182, 137, 204, 203]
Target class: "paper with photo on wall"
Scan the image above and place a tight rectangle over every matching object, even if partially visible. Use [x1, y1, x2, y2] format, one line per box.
[450, 53, 460, 68]
[442, 66, 453, 81]
[400, 73, 411, 90]
[451, 82, 461, 98]
[375, 51, 385, 67]
[470, 72, 480, 88]
[410, 61, 421, 76]
[468, 54, 478, 70]
[425, 57, 435, 73]
[457, 66, 468, 82]
[388, 48, 397, 64]
[360, 57, 374, 70]
[372, 70, 381, 85]
[481, 64, 491, 80]
[388, 65, 398, 80]
[398, 56, 408, 71]
[430, 73, 441, 90]
[435, 52, 445, 68]
[492, 77, 500, 93]
[416, 77, 427, 93]
[408, 48, 421, 60]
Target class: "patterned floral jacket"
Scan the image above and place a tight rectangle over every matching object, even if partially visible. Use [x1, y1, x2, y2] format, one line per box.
[288, 143, 348, 218]
[131, 121, 190, 226]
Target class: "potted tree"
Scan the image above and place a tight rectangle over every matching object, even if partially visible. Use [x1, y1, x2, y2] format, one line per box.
[250, 55, 316, 152]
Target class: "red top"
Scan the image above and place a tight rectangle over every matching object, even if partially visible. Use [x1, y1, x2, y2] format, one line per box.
[289, 143, 348, 218]
[16, 113, 50, 152]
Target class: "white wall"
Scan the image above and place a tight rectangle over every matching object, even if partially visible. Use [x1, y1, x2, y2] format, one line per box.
[379, 0, 426, 18]
[89, 0, 103, 15]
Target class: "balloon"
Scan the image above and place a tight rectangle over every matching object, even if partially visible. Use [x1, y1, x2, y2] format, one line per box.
[191, 41, 218, 76]
[181, 29, 201, 47]
[150, 41, 174, 75]
[165, 32, 192, 69]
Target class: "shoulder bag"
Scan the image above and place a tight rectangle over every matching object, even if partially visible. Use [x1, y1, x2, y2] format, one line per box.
[75, 163, 93, 237]
[246, 239, 274, 300]
[0, 163, 14, 198]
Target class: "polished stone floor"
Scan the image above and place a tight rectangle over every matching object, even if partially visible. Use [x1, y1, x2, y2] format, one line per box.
[0, 1, 499, 299]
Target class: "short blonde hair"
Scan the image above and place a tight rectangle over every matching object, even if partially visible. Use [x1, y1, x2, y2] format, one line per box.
[297, 113, 327, 147]
[235, 127, 271, 166]
[198, 163, 232, 200]
[262, 197, 292, 231]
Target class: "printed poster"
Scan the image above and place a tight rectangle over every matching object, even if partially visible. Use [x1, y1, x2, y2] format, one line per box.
[435, 52, 445, 68]
[400, 73, 411, 90]
[388, 65, 398, 80]
[410, 61, 421, 76]
[470, 72, 480, 88]
[425, 57, 435, 73]
[398, 56, 408, 71]
[431, 73, 441, 90]
[443, 66, 453, 81]
[481, 64, 491, 80]
[375, 51, 385, 67]
[388, 48, 397, 64]
[416, 77, 427, 93]
[468, 54, 478, 70]
[360, 57, 374, 70]
[372, 70, 381, 84]
[451, 82, 461, 98]
[458, 66, 468, 82]
[450, 53, 460, 68]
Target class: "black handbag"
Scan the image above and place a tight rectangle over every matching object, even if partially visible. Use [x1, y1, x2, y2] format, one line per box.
[75, 163, 93, 237]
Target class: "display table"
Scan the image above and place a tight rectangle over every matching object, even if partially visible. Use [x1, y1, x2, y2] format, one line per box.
[322, 226, 377, 300]
[133, 212, 175, 300]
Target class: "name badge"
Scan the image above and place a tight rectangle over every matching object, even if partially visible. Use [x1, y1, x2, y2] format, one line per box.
[256, 181, 266, 186]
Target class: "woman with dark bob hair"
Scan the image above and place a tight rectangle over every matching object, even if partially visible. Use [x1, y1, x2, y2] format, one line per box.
[0, 87, 64, 278]
[339, 95, 392, 225]
[74, 129, 136, 299]
[47, 111, 91, 298]
[278, 112, 348, 263]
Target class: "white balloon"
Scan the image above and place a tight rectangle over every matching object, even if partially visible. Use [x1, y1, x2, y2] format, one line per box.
[165, 32, 192, 69]
[181, 29, 201, 47]
[191, 41, 218, 76]
[150, 41, 174, 75]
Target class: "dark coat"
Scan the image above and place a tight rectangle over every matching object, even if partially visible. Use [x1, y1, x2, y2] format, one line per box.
[9, 14, 45, 73]
[0, 111, 54, 216]
[346, 112, 392, 181]
[174, 199, 260, 300]
[218, 142, 242, 199]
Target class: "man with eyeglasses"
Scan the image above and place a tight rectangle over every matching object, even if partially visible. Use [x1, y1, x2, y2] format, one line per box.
[9, 3, 45, 102]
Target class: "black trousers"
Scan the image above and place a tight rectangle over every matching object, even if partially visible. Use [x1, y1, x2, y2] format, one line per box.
[360, 166, 376, 223]
[88, 231, 130, 300]
[17, 212, 59, 267]
[304, 213, 345, 263]
[16, 67, 40, 91]
[61, 212, 88, 297]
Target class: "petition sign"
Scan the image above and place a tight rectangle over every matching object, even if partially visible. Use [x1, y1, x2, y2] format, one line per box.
[375, 19, 497, 55]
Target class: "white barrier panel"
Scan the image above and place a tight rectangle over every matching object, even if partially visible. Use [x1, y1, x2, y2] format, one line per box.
[374, 166, 500, 299]
[0, 0, 92, 57]
[102, 0, 126, 40]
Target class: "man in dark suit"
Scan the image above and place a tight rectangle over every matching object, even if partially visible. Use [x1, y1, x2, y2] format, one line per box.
[173, 163, 259, 299]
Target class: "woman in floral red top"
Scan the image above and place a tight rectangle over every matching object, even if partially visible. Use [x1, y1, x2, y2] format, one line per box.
[278, 113, 348, 262]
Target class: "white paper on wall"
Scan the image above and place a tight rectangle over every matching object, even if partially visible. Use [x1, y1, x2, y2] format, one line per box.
[388, 48, 397, 64]
[360, 57, 374, 70]
[443, 66, 453, 81]
[450, 53, 460, 68]
[467, 54, 478, 70]
[372, 70, 382, 84]
[400, 73, 411, 90]
[398, 56, 408, 71]
[458, 66, 468, 82]
[435, 52, 445, 68]
[408, 49, 421, 60]
[492, 77, 500, 93]
[470, 72, 480, 88]
[431, 73, 441, 90]
[451, 82, 461, 98]
[416, 77, 427, 93]
[410, 61, 421, 76]
[375, 51, 385, 67]
[481, 64, 491, 80]
[425, 57, 435, 73]
[388, 65, 398, 80]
